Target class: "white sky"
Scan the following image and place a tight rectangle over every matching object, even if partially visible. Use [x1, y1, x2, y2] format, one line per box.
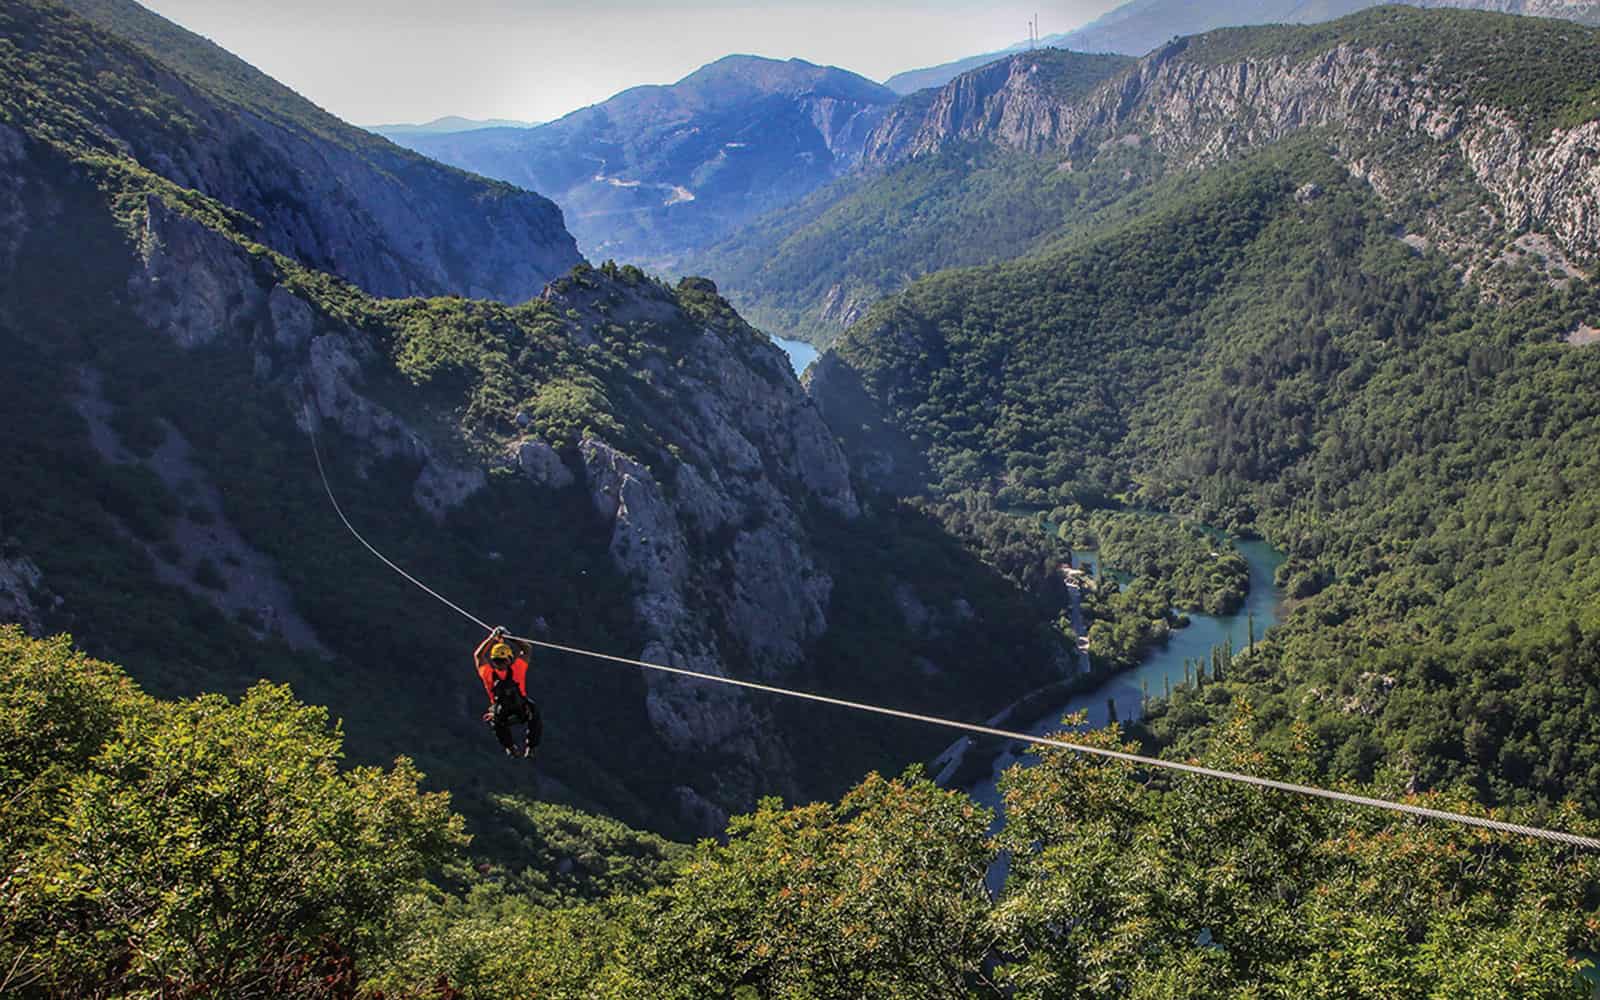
[135, 1, 1123, 125]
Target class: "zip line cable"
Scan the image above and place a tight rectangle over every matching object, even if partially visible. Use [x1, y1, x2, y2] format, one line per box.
[306, 407, 493, 632]
[302, 409, 1600, 851]
[512, 639, 1600, 850]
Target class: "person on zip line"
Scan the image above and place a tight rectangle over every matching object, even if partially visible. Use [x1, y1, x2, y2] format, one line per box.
[474, 627, 542, 759]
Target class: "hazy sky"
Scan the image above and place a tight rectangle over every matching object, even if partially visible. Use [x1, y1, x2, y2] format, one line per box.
[137, 1, 1123, 126]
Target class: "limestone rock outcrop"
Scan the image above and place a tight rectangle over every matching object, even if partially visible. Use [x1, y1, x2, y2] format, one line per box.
[866, 20, 1600, 278]
[0, 552, 45, 636]
[107, 192, 865, 831]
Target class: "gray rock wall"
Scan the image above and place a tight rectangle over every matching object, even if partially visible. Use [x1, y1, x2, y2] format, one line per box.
[0, 553, 45, 635]
[545, 276, 863, 827]
[868, 37, 1600, 275]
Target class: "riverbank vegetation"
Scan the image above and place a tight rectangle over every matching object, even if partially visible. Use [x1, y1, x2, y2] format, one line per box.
[1083, 513, 1250, 615]
[1066, 511, 1252, 669]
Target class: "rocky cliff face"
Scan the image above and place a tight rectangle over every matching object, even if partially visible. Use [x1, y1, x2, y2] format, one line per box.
[549, 276, 859, 826]
[0, 125, 35, 323]
[132, 94, 580, 303]
[0, 552, 46, 636]
[883, 1, 1600, 96]
[864, 54, 1120, 164]
[1442, 0, 1600, 16]
[868, 11, 1600, 277]
[21, 141, 866, 829]
[44, 0, 581, 301]
[1068, 38, 1600, 272]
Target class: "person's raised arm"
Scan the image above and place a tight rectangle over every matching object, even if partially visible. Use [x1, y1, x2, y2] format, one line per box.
[473, 628, 500, 666]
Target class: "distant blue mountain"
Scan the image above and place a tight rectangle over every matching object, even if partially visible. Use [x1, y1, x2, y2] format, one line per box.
[370, 116, 539, 138]
[391, 55, 898, 269]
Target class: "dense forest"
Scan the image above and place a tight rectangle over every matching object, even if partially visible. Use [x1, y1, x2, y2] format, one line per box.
[5, 627, 1596, 998]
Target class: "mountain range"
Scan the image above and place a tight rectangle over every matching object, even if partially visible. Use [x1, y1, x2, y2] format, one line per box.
[694, 5, 1600, 343]
[387, 55, 899, 268]
[370, 115, 540, 137]
[375, 0, 1600, 304]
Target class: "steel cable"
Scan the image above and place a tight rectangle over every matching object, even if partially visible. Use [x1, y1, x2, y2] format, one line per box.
[303, 409, 1600, 851]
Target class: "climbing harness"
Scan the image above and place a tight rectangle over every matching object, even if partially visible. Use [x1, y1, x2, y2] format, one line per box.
[303, 408, 1600, 851]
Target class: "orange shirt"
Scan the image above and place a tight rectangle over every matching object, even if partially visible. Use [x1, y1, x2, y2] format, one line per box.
[478, 656, 530, 703]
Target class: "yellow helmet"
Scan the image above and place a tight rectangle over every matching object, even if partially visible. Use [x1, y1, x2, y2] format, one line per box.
[489, 642, 514, 664]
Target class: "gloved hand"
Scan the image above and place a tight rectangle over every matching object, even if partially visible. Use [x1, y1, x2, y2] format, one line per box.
[491, 625, 507, 639]
[481, 709, 494, 723]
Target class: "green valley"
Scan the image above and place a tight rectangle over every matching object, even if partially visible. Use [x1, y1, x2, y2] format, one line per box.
[6, 0, 1600, 995]
[817, 111, 1600, 812]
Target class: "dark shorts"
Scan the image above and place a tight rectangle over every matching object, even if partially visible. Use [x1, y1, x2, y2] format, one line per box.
[490, 696, 542, 750]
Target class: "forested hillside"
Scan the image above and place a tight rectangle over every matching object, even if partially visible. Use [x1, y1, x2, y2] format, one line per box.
[816, 124, 1600, 812]
[6, 627, 1595, 997]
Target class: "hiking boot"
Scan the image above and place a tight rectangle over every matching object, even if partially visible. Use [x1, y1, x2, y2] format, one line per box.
[520, 744, 535, 759]
[504, 746, 518, 758]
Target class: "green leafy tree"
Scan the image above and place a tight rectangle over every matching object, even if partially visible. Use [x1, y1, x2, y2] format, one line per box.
[643, 770, 996, 998]
[5, 643, 464, 998]
[486, 770, 997, 1000]
[989, 712, 1600, 997]
[0, 627, 149, 996]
